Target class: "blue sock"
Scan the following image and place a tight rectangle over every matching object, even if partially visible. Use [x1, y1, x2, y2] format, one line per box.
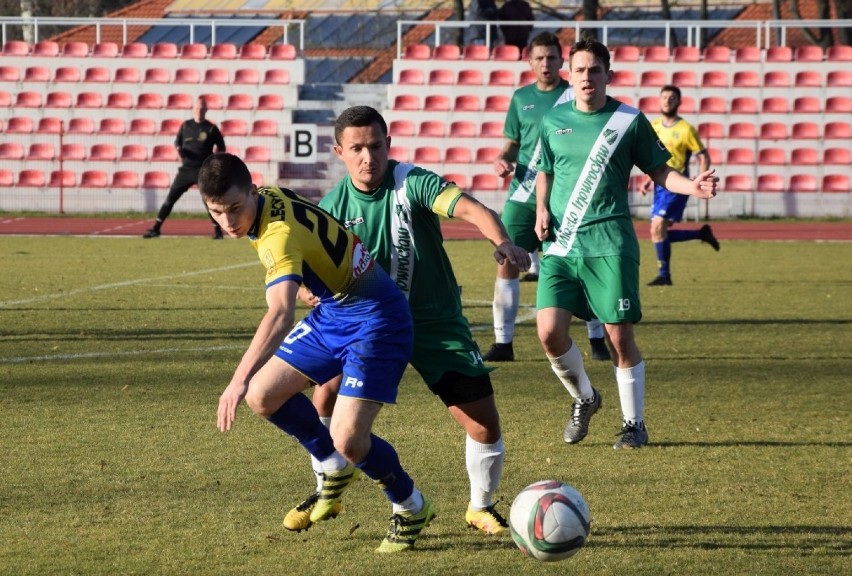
[267, 394, 336, 461]
[355, 434, 414, 504]
[668, 229, 701, 243]
[654, 240, 672, 278]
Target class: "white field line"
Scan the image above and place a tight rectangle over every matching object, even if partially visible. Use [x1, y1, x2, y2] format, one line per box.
[0, 345, 243, 364]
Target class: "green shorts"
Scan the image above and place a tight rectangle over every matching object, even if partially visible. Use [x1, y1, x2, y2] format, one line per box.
[536, 254, 642, 324]
[411, 315, 494, 392]
[501, 200, 541, 253]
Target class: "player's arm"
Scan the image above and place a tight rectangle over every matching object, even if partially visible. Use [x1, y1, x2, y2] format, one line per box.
[647, 164, 718, 200]
[217, 279, 298, 432]
[535, 171, 553, 240]
[451, 193, 530, 270]
[695, 149, 710, 173]
[494, 139, 520, 177]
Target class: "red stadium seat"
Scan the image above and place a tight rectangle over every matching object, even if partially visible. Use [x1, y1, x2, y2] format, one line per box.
[37, 117, 63, 134]
[424, 94, 450, 111]
[204, 68, 230, 84]
[46, 91, 74, 108]
[458, 69, 484, 85]
[263, 69, 290, 85]
[0, 142, 25, 159]
[449, 120, 477, 138]
[414, 147, 441, 163]
[16, 90, 43, 107]
[610, 70, 636, 87]
[821, 174, 851, 193]
[826, 45, 852, 62]
[0, 170, 13, 187]
[732, 70, 759, 88]
[68, 117, 95, 134]
[233, 68, 260, 85]
[75, 92, 102, 108]
[475, 146, 500, 163]
[756, 174, 785, 192]
[80, 170, 108, 187]
[638, 97, 658, 114]
[418, 120, 445, 137]
[26, 144, 56, 162]
[388, 145, 410, 162]
[823, 147, 851, 165]
[210, 43, 237, 59]
[199, 93, 223, 110]
[221, 119, 248, 136]
[698, 122, 725, 140]
[757, 147, 786, 165]
[93, 42, 119, 57]
[2, 40, 29, 56]
[160, 118, 183, 136]
[0, 65, 19, 81]
[702, 46, 731, 62]
[106, 91, 136, 108]
[54, 66, 81, 83]
[83, 66, 110, 83]
[789, 174, 818, 193]
[143, 171, 171, 188]
[33, 40, 60, 56]
[731, 97, 758, 114]
[794, 71, 822, 88]
[671, 70, 697, 88]
[643, 45, 670, 62]
[60, 143, 87, 161]
[793, 97, 821, 114]
[251, 119, 279, 136]
[403, 43, 431, 60]
[790, 147, 818, 165]
[640, 70, 667, 87]
[137, 93, 164, 109]
[824, 121, 851, 140]
[826, 97, 852, 114]
[239, 43, 267, 60]
[699, 97, 726, 114]
[480, 121, 504, 137]
[151, 42, 178, 59]
[443, 173, 468, 188]
[471, 174, 500, 190]
[791, 122, 820, 140]
[144, 67, 171, 84]
[462, 45, 490, 60]
[111, 171, 140, 188]
[151, 144, 179, 161]
[120, 144, 148, 162]
[258, 94, 284, 110]
[428, 69, 455, 85]
[826, 70, 852, 87]
[762, 97, 789, 114]
[488, 69, 515, 86]
[765, 46, 792, 62]
[393, 94, 420, 110]
[706, 147, 723, 165]
[49, 170, 77, 187]
[445, 147, 472, 163]
[174, 68, 201, 84]
[492, 44, 520, 61]
[728, 121, 758, 139]
[245, 145, 272, 163]
[398, 69, 425, 85]
[455, 94, 481, 111]
[269, 44, 296, 60]
[227, 93, 254, 110]
[673, 46, 700, 62]
[62, 42, 89, 57]
[725, 148, 755, 165]
[612, 45, 640, 62]
[6, 116, 33, 134]
[763, 71, 790, 87]
[484, 95, 510, 112]
[114, 68, 141, 84]
[17, 170, 46, 187]
[759, 122, 788, 140]
[121, 42, 149, 58]
[389, 119, 415, 137]
[794, 45, 823, 62]
[180, 43, 207, 59]
[90, 143, 118, 160]
[701, 70, 728, 88]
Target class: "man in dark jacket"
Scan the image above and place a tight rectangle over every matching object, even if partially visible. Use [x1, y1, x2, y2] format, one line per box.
[498, 0, 534, 50]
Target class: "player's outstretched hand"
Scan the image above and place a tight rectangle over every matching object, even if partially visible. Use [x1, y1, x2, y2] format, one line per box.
[693, 169, 720, 199]
[217, 380, 249, 432]
[494, 242, 531, 270]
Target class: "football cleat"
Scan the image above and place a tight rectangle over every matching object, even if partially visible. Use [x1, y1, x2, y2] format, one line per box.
[563, 389, 602, 444]
[647, 275, 673, 286]
[613, 422, 649, 449]
[699, 224, 720, 251]
[283, 492, 343, 532]
[142, 228, 161, 238]
[466, 504, 509, 535]
[482, 342, 514, 362]
[376, 496, 437, 553]
[520, 272, 539, 282]
[309, 463, 359, 523]
[588, 337, 611, 361]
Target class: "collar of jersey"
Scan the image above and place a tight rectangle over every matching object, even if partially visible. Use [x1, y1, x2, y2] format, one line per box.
[247, 194, 265, 240]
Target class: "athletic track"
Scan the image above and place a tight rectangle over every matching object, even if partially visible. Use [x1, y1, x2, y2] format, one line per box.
[0, 216, 850, 241]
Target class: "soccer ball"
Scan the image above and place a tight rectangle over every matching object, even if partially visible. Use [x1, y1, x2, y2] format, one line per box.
[509, 480, 591, 562]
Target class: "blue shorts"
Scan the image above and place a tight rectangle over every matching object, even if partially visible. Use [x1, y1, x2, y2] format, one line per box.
[274, 268, 413, 405]
[650, 185, 689, 222]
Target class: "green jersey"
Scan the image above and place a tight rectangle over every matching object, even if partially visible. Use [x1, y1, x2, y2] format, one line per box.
[504, 79, 574, 206]
[538, 97, 670, 259]
[319, 160, 465, 322]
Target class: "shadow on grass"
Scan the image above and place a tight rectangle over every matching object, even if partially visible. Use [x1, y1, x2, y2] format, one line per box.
[652, 440, 851, 448]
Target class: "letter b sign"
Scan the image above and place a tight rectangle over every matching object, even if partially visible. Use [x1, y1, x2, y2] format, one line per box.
[290, 124, 317, 163]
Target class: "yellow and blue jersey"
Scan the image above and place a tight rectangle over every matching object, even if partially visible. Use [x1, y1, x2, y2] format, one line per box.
[650, 117, 705, 175]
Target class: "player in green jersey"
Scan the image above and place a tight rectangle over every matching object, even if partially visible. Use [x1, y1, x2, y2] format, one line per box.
[283, 105, 530, 537]
[483, 31, 611, 364]
[534, 38, 719, 449]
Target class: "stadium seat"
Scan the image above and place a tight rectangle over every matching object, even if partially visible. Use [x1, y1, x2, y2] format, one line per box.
[227, 93, 254, 110]
[492, 44, 520, 61]
[60, 142, 87, 161]
[68, 117, 95, 134]
[706, 147, 723, 165]
[794, 70, 822, 88]
[263, 69, 290, 85]
[449, 120, 477, 138]
[424, 94, 450, 111]
[200, 93, 223, 110]
[699, 97, 726, 114]
[83, 67, 110, 83]
[612, 94, 634, 107]
[762, 97, 789, 114]
[173, 68, 200, 84]
[480, 121, 504, 137]
[17, 169, 47, 187]
[0, 142, 25, 159]
[75, 92, 102, 108]
[638, 97, 658, 114]
[111, 171, 139, 188]
[54, 66, 81, 83]
[121, 42, 148, 58]
[137, 93, 164, 109]
[643, 45, 670, 62]
[671, 70, 697, 88]
[760, 122, 788, 140]
[389, 119, 415, 137]
[398, 69, 425, 85]
[93, 42, 119, 57]
[120, 144, 148, 162]
[143, 171, 171, 188]
[114, 67, 141, 83]
[80, 170, 108, 187]
[791, 122, 820, 140]
[151, 144, 179, 161]
[610, 70, 636, 87]
[763, 71, 790, 87]
[210, 43, 237, 59]
[25, 144, 56, 162]
[701, 70, 729, 88]
[731, 97, 759, 114]
[732, 70, 759, 88]
[232, 68, 260, 85]
[144, 67, 171, 83]
[221, 119, 249, 136]
[826, 70, 852, 87]
[826, 45, 852, 61]
[2, 40, 29, 56]
[488, 69, 515, 86]
[413, 147, 441, 163]
[0, 65, 19, 81]
[388, 145, 410, 162]
[36, 117, 63, 134]
[455, 94, 481, 111]
[821, 174, 851, 193]
[180, 43, 207, 59]
[793, 97, 821, 114]
[728, 121, 758, 139]
[403, 43, 431, 60]
[418, 120, 445, 137]
[50, 170, 77, 187]
[789, 174, 818, 193]
[106, 92, 133, 109]
[640, 70, 667, 87]
[725, 148, 755, 165]
[790, 147, 819, 165]
[702, 46, 731, 62]
[698, 122, 724, 140]
[823, 121, 851, 140]
[204, 68, 230, 84]
[62, 42, 89, 57]
[484, 95, 510, 112]
[458, 69, 484, 85]
[159, 118, 183, 135]
[245, 145, 272, 163]
[443, 173, 468, 188]
[471, 174, 500, 190]
[757, 147, 786, 165]
[475, 146, 500, 163]
[826, 96, 852, 114]
[251, 119, 278, 136]
[756, 174, 785, 192]
[0, 169, 13, 187]
[239, 43, 267, 60]
[98, 118, 125, 135]
[794, 45, 823, 62]
[269, 44, 296, 60]
[33, 40, 60, 56]
[462, 45, 490, 60]
[90, 143, 118, 161]
[672, 46, 700, 62]
[46, 91, 73, 108]
[822, 147, 851, 165]
[16, 89, 43, 108]
[428, 69, 455, 85]
[151, 42, 178, 59]
[612, 45, 640, 62]
[6, 116, 34, 134]
[765, 46, 793, 62]
[393, 94, 420, 110]
[445, 147, 472, 163]
[258, 94, 284, 110]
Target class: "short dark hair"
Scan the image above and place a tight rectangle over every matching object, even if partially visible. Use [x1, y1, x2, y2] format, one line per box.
[528, 31, 562, 55]
[661, 84, 682, 100]
[198, 153, 253, 201]
[569, 36, 611, 72]
[334, 105, 388, 144]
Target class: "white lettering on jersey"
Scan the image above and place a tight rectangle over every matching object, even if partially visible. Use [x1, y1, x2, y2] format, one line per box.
[389, 163, 417, 299]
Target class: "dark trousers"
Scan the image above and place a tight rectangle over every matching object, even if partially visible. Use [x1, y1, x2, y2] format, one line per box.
[155, 166, 220, 232]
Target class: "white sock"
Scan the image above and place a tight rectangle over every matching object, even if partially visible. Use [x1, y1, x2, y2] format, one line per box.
[616, 360, 646, 425]
[466, 435, 505, 510]
[528, 251, 540, 274]
[586, 319, 604, 339]
[392, 487, 424, 515]
[310, 416, 332, 491]
[548, 342, 594, 400]
[492, 278, 519, 344]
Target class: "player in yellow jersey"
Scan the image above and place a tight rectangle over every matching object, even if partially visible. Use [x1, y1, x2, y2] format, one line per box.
[642, 85, 720, 286]
[198, 153, 434, 553]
